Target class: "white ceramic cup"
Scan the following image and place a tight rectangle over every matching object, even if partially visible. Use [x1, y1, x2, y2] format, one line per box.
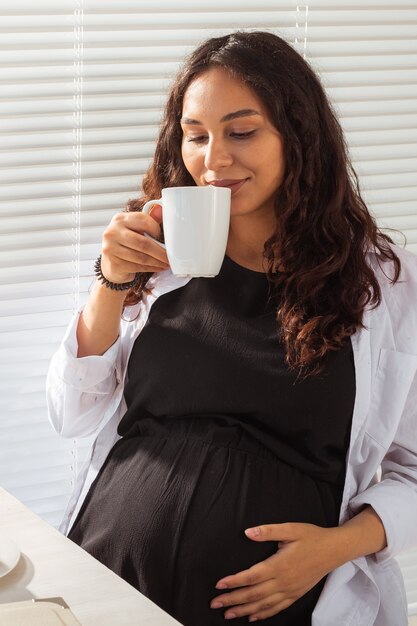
[142, 186, 231, 277]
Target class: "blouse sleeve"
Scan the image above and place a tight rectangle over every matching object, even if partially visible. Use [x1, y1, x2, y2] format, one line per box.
[46, 308, 123, 439]
[348, 250, 417, 563]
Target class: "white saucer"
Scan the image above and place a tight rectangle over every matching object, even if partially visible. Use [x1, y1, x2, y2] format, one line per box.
[0, 535, 20, 578]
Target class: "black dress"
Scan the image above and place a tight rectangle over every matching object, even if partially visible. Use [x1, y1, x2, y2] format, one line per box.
[68, 255, 356, 625]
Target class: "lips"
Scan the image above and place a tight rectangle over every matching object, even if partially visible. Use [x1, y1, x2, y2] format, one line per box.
[206, 178, 248, 195]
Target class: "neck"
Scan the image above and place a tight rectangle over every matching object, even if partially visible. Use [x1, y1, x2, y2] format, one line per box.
[226, 213, 277, 273]
[226, 241, 267, 272]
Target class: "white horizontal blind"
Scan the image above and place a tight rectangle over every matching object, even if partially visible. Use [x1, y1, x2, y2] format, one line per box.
[0, 1, 90, 529]
[1, 0, 416, 617]
[306, 0, 417, 254]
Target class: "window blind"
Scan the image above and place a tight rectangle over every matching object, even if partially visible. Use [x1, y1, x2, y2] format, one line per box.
[305, 0, 417, 254]
[0, 0, 416, 616]
[0, 2, 88, 529]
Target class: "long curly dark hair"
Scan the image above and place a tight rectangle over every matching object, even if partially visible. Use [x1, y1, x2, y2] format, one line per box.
[124, 30, 401, 376]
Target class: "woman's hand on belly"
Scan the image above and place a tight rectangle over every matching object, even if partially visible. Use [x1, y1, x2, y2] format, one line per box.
[210, 522, 342, 622]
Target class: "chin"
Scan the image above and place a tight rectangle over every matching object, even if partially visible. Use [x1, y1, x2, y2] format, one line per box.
[230, 196, 246, 209]
[230, 199, 255, 217]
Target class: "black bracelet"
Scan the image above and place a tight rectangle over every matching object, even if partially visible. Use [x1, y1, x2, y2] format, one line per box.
[94, 255, 142, 291]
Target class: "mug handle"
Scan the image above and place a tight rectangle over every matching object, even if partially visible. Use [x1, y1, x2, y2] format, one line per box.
[142, 199, 166, 249]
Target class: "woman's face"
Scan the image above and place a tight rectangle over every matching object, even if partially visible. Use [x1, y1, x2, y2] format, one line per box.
[180, 67, 285, 220]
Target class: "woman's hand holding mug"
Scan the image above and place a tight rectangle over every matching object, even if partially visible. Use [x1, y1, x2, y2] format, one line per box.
[100, 207, 170, 284]
[99, 184, 231, 285]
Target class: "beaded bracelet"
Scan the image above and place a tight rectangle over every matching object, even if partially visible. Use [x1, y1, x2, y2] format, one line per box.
[94, 254, 142, 291]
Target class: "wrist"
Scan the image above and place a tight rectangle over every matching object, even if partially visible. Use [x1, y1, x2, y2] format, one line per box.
[319, 526, 354, 573]
[331, 506, 387, 567]
[329, 524, 360, 567]
[94, 278, 128, 300]
[94, 254, 141, 291]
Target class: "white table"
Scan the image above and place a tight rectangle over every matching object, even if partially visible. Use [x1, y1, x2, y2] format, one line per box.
[0, 488, 182, 625]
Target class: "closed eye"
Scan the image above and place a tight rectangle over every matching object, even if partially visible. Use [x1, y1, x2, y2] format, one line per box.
[186, 130, 256, 143]
[230, 131, 256, 139]
[186, 135, 206, 143]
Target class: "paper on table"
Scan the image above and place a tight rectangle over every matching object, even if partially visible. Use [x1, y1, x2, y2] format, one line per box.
[0, 600, 82, 625]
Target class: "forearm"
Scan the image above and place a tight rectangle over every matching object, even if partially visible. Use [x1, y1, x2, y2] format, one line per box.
[326, 505, 387, 571]
[76, 279, 126, 357]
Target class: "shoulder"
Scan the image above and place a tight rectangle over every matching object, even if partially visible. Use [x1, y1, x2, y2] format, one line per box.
[367, 244, 417, 352]
[367, 243, 417, 297]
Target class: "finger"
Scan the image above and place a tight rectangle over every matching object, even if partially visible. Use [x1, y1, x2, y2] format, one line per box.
[102, 253, 169, 279]
[211, 579, 276, 610]
[123, 229, 168, 264]
[118, 257, 169, 273]
[148, 203, 162, 222]
[126, 211, 163, 239]
[245, 523, 300, 542]
[220, 592, 285, 620]
[105, 212, 169, 263]
[102, 251, 169, 280]
[111, 243, 169, 269]
[247, 597, 295, 622]
[140, 265, 170, 273]
[215, 561, 272, 590]
[106, 230, 169, 265]
[109, 211, 164, 242]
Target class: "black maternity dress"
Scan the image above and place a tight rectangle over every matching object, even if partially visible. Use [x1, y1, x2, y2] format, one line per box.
[68, 255, 356, 626]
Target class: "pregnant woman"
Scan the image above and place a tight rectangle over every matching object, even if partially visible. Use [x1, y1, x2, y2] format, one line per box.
[47, 31, 417, 625]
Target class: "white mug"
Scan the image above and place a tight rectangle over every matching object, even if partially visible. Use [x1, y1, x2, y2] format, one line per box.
[142, 186, 231, 277]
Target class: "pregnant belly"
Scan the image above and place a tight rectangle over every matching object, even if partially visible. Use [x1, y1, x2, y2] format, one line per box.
[69, 426, 339, 624]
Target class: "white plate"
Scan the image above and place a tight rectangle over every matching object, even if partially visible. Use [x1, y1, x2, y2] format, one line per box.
[0, 534, 21, 578]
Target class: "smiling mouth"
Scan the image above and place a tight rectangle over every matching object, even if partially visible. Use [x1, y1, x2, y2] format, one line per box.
[207, 178, 249, 194]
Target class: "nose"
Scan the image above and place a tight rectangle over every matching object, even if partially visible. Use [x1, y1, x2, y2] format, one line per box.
[204, 137, 233, 171]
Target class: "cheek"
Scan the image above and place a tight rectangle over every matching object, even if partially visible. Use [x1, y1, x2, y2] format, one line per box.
[181, 146, 201, 175]
[180, 141, 187, 167]
[261, 145, 285, 183]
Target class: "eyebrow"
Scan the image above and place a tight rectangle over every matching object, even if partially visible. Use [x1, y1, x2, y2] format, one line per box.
[180, 109, 261, 125]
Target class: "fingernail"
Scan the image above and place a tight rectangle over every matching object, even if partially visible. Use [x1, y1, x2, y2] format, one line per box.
[248, 617, 258, 622]
[215, 582, 228, 589]
[211, 601, 223, 609]
[225, 612, 237, 619]
[246, 526, 260, 537]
